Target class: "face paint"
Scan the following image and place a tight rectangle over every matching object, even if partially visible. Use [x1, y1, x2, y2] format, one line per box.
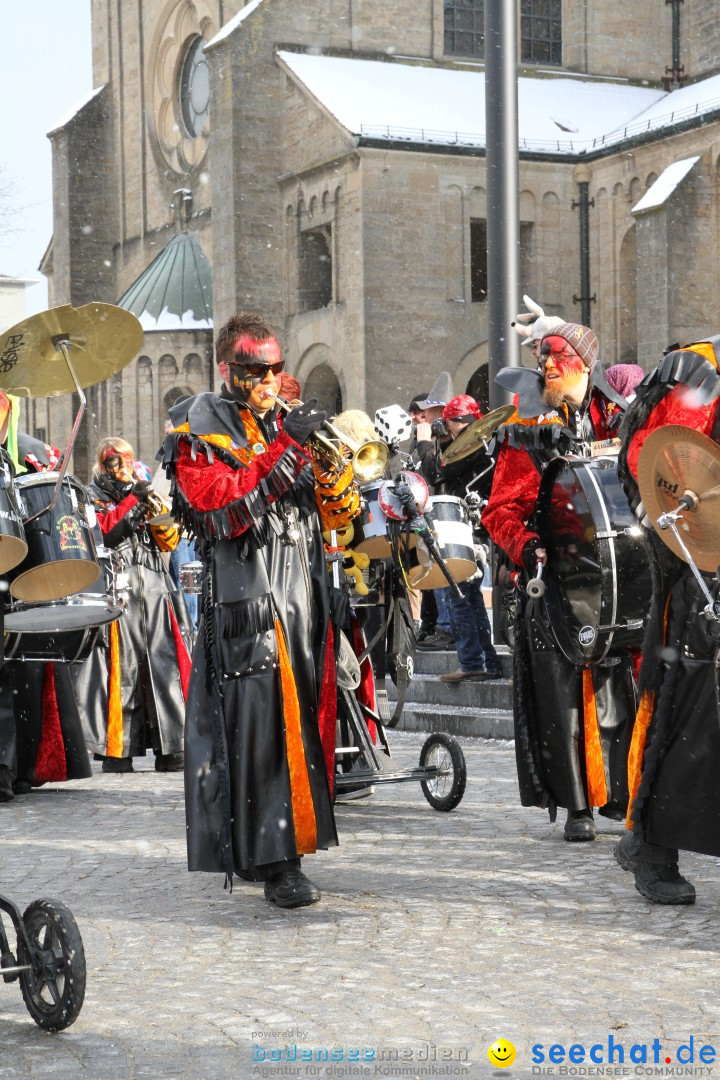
[225, 336, 283, 404]
[540, 338, 586, 408]
[232, 335, 281, 367]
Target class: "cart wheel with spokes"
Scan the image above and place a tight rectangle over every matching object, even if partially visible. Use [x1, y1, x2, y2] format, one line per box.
[419, 732, 467, 811]
[17, 899, 86, 1031]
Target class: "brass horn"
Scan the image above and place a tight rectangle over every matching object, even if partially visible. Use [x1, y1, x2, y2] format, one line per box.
[272, 396, 388, 483]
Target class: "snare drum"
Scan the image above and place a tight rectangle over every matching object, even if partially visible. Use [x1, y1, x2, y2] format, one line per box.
[353, 482, 391, 559]
[179, 561, 203, 594]
[537, 455, 653, 665]
[405, 495, 476, 590]
[10, 473, 100, 602]
[4, 543, 123, 634]
[4, 625, 100, 664]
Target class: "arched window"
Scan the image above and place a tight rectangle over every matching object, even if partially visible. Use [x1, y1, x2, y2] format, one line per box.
[302, 364, 342, 416]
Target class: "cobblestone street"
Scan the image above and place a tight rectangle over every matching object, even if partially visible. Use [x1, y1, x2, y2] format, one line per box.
[0, 734, 718, 1079]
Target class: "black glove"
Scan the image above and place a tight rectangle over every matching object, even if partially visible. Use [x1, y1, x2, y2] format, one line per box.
[282, 398, 327, 446]
[522, 537, 543, 576]
[132, 480, 152, 503]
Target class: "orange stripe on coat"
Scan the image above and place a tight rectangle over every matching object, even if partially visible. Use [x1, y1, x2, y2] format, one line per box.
[582, 668, 608, 807]
[275, 619, 317, 854]
[625, 690, 655, 829]
[106, 619, 124, 758]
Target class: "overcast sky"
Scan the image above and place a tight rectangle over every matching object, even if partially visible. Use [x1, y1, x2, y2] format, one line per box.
[1, 0, 93, 314]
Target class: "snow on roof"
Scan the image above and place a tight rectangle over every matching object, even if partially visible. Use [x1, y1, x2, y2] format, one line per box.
[48, 85, 106, 135]
[138, 308, 212, 332]
[206, 0, 266, 49]
[277, 52, 720, 155]
[631, 156, 700, 214]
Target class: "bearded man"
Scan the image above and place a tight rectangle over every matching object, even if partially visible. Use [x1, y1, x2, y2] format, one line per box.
[161, 311, 358, 908]
[482, 322, 637, 841]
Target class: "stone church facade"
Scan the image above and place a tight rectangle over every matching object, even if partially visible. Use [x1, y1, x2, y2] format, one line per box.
[37, 0, 720, 476]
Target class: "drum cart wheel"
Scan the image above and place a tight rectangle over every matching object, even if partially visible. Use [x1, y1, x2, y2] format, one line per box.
[419, 733, 467, 811]
[0, 894, 86, 1030]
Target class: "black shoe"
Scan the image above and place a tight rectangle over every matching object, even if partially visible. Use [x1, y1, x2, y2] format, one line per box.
[598, 801, 626, 821]
[484, 667, 505, 680]
[0, 765, 14, 803]
[264, 867, 321, 908]
[12, 780, 32, 795]
[102, 757, 134, 774]
[416, 626, 436, 643]
[564, 808, 596, 842]
[614, 831, 639, 872]
[155, 752, 184, 772]
[633, 861, 696, 905]
[417, 630, 455, 651]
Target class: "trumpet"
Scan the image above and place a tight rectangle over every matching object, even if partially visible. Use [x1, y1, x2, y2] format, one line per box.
[142, 487, 175, 527]
[271, 395, 389, 483]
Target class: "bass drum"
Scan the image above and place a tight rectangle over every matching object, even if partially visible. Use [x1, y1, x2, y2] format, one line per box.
[405, 495, 476, 590]
[537, 455, 652, 666]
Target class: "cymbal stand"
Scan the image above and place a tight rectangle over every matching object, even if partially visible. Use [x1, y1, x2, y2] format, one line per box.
[657, 502, 720, 622]
[22, 335, 85, 525]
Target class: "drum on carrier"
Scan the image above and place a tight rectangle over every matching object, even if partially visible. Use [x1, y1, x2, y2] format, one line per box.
[537, 455, 652, 666]
[0, 463, 28, 575]
[405, 494, 476, 590]
[9, 473, 101, 603]
[353, 481, 392, 560]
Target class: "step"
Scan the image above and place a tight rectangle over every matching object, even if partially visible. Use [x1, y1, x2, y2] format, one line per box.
[383, 702, 514, 740]
[387, 672, 513, 710]
[414, 646, 513, 677]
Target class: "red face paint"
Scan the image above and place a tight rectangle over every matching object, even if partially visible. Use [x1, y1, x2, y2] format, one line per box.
[232, 335, 281, 367]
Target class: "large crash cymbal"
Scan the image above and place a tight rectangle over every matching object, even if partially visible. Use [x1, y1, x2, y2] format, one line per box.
[0, 303, 143, 397]
[441, 404, 515, 465]
[637, 424, 720, 572]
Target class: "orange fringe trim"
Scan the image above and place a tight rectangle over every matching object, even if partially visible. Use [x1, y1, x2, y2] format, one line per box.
[106, 620, 124, 757]
[582, 668, 608, 807]
[275, 618, 317, 855]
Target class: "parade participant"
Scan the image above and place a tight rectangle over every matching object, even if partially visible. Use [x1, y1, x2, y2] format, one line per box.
[482, 322, 636, 840]
[73, 438, 191, 774]
[162, 311, 359, 908]
[434, 394, 501, 683]
[615, 336, 720, 904]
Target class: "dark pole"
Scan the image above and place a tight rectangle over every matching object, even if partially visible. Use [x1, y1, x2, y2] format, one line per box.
[485, 0, 520, 409]
[571, 164, 595, 327]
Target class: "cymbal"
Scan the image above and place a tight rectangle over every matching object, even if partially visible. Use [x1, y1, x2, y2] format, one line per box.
[637, 424, 720, 571]
[0, 303, 143, 397]
[442, 405, 516, 465]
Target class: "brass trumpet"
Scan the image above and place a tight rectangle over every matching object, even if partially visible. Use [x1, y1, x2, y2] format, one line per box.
[272, 395, 388, 483]
[143, 487, 175, 527]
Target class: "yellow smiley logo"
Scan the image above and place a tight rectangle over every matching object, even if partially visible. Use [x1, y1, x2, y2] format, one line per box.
[488, 1039, 516, 1068]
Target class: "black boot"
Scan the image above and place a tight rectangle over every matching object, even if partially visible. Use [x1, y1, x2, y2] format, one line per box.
[0, 765, 14, 803]
[264, 865, 321, 908]
[563, 808, 596, 841]
[102, 756, 134, 774]
[155, 752, 184, 772]
[614, 832, 695, 904]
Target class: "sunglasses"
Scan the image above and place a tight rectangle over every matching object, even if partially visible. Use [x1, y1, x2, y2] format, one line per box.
[229, 359, 284, 377]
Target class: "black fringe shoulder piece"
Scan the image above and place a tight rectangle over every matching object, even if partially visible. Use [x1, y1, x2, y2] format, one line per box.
[495, 421, 569, 456]
[641, 346, 720, 405]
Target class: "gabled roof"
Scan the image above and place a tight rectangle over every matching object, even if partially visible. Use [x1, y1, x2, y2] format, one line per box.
[117, 232, 213, 332]
[277, 51, 720, 157]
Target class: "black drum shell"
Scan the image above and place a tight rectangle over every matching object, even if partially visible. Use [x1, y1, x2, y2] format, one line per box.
[537, 455, 652, 665]
[9, 474, 100, 602]
[4, 625, 100, 664]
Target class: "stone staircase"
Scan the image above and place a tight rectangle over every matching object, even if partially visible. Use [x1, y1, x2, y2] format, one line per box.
[383, 644, 514, 739]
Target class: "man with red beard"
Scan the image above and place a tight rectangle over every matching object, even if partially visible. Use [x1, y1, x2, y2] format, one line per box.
[482, 322, 636, 841]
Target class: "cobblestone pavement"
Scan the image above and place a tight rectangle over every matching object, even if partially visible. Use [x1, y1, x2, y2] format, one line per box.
[0, 735, 719, 1080]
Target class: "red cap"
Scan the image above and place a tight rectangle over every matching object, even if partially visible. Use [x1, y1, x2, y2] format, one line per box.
[443, 394, 481, 422]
